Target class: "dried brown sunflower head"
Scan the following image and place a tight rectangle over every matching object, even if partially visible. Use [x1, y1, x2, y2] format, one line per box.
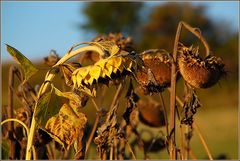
[93, 32, 135, 52]
[44, 50, 60, 67]
[178, 44, 226, 88]
[137, 99, 165, 128]
[136, 49, 172, 94]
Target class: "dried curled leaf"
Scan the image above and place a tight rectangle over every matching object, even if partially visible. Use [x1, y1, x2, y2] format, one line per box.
[6, 44, 39, 84]
[60, 62, 82, 86]
[52, 86, 88, 109]
[123, 80, 140, 127]
[181, 85, 201, 125]
[44, 50, 60, 67]
[45, 103, 87, 149]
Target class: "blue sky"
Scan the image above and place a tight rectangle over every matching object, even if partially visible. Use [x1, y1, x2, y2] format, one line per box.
[1, 1, 239, 62]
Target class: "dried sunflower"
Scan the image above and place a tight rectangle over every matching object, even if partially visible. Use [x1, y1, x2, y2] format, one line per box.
[71, 41, 139, 96]
[137, 100, 166, 128]
[136, 49, 172, 94]
[178, 44, 226, 88]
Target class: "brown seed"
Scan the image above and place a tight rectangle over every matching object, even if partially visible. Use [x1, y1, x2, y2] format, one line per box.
[137, 100, 165, 128]
[136, 50, 172, 94]
[178, 45, 225, 88]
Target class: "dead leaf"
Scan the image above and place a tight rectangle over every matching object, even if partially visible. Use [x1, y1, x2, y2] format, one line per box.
[60, 63, 81, 86]
[45, 103, 87, 149]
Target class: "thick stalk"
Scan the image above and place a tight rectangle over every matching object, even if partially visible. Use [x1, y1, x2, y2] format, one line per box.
[25, 71, 56, 160]
[159, 93, 169, 136]
[85, 112, 100, 157]
[169, 21, 183, 160]
[53, 46, 105, 67]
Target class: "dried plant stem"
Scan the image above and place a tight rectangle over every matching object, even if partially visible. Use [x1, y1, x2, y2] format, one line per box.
[46, 144, 54, 159]
[175, 95, 213, 160]
[1, 118, 37, 160]
[53, 46, 105, 67]
[193, 123, 213, 160]
[7, 66, 16, 159]
[110, 141, 114, 160]
[91, 98, 100, 111]
[180, 21, 210, 56]
[169, 21, 182, 160]
[179, 125, 185, 160]
[109, 83, 123, 111]
[1, 119, 29, 136]
[85, 113, 100, 158]
[159, 93, 169, 136]
[185, 126, 190, 159]
[126, 140, 136, 160]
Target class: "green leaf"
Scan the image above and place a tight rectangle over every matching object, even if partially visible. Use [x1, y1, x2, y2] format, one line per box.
[34, 91, 53, 127]
[6, 44, 39, 84]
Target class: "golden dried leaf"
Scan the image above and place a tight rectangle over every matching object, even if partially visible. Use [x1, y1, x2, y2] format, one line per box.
[45, 103, 87, 149]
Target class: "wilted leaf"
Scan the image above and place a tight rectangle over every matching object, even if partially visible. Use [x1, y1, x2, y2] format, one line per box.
[60, 63, 81, 86]
[181, 85, 201, 125]
[45, 103, 87, 149]
[73, 129, 86, 159]
[52, 86, 88, 109]
[6, 44, 39, 84]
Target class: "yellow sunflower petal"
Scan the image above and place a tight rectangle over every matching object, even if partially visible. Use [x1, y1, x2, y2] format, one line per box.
[89, 65, 102, 83]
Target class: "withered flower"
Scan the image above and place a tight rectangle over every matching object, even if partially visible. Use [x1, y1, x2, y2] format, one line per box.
[137, 100, 165, 128]
[178, 44, 226, 88]
[136, 49, 172, 94]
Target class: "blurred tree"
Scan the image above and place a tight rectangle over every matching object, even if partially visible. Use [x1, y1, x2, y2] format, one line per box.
[137, 2, 223, 52]
[81, 2, 143, 35]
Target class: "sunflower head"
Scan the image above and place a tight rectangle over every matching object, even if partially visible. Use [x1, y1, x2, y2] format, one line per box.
[178, 44, 226, 88]
[136, 49, 172, 94]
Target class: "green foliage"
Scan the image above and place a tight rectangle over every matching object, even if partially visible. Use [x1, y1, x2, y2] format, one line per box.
[82, 2, 143, 34]
[34, 90, 53, 127]
[6, 44, 39, 84]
